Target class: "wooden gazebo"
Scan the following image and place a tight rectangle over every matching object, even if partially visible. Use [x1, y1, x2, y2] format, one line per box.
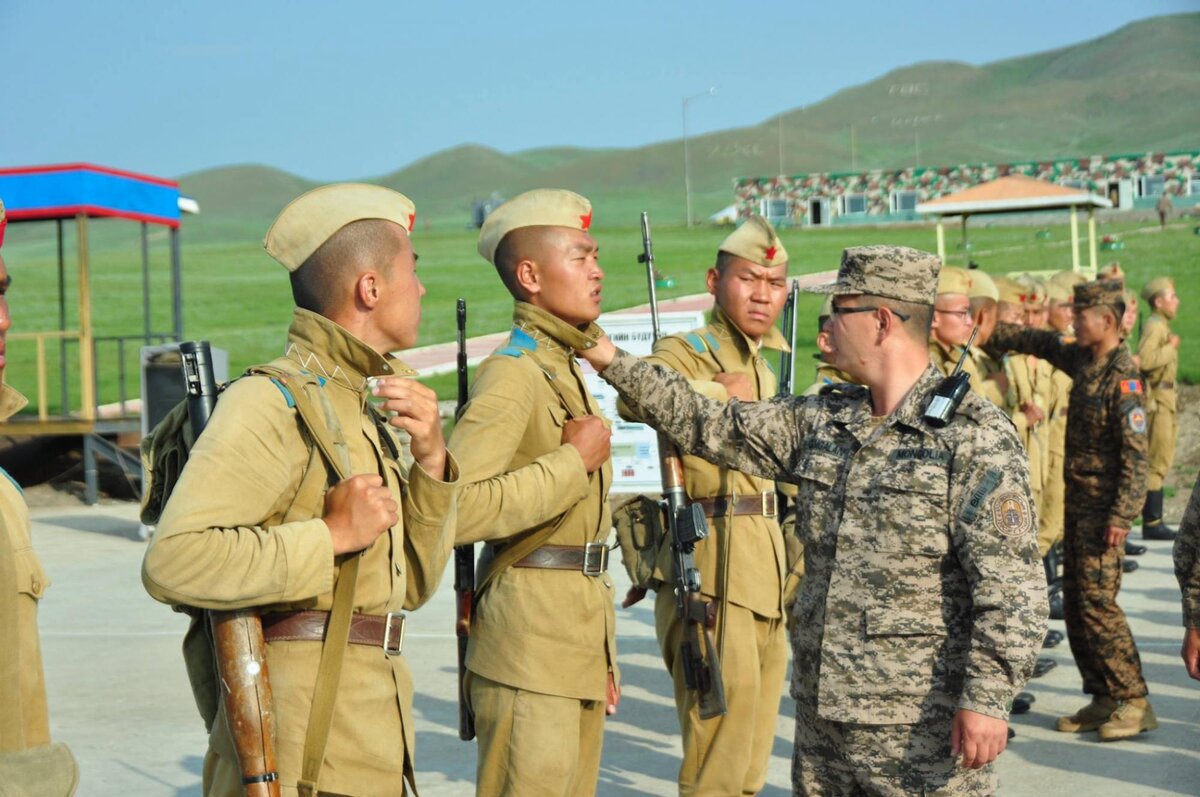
[917, 174, 1112, 276]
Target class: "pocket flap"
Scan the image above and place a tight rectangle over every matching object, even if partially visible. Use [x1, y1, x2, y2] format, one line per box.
[864, 606, 946, 637]
[14, 548, 49, 599]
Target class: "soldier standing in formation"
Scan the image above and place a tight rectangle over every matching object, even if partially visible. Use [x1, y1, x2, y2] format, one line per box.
[928, 266, 976, 376]
[0, 200, 79, 796]
[1137, 276, 1181, 541]
[143, 185, 459, 795]
[577, 245, 1046, 795]
[1173, 475, 1200, 681]
[963, 269, 1007, 408]
[988, 279, 1156, 741]
[618, 217, 792, 796]
[448, 189, 618, 797]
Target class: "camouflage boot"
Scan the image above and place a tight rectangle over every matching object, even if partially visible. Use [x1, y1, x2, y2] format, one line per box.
[1055, 695, 1118, 732]
[1097, 698, 1158, 741]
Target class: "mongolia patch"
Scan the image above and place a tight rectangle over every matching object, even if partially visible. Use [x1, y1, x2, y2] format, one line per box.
[990, 491, 1033, 538]
[1127, 407, 1147, 434]
[1120, 379, 1143, 395]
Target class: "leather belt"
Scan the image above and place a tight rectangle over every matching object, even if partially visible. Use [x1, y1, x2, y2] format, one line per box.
[261, 610, 406, 655]
[512, 543, 609, 576]
[694, 492, 777, 519]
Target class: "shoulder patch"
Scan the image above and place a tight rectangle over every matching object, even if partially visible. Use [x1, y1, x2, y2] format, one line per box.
[703, 332, 721, 352]
[961, 467, 1003, 525]
[497, 326, 538, 358]
[268, 377, 297, 408]
[1127, 407, 1147, 434]
[990, 491, 1033, 538]
[685, 332, 709, 354]
[1120, 379, 1142, 395]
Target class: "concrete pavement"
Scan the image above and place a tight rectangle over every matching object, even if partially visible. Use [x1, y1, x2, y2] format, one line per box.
[30, 499, 1200, 796]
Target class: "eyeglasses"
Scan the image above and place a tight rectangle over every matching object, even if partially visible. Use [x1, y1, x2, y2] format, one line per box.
[831, 304, 911, 322]
[934, 308, 971, 319]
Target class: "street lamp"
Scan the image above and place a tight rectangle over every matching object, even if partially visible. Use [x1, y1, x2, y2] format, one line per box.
[683, 86, 717, 228]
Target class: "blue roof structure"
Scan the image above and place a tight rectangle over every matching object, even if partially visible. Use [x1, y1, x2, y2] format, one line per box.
[0, 163, 181, 228]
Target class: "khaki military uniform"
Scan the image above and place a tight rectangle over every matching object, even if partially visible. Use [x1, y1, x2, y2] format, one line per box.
[1173, 476, 1200, 627]
[143, 310, 458, 797]
[619, 305, 788, 796]
[989, 323, 1149, 701]
[1040, 367, 1072, 554]
[0, 385, 51, 755]
[1137, 313, 1178, 491]
[966, 347, 1006, 408]
[601, 353, 1047, 796]
[449, 302, 616, 797]
[1006, 353, 1052, 520]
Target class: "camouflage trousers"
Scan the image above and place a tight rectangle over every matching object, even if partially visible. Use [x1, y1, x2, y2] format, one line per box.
[792, 699, 993, 796]
[1062, 508, 1149, 700]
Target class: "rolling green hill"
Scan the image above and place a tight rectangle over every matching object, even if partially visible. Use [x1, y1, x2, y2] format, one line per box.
[174, 13, 1200, 240]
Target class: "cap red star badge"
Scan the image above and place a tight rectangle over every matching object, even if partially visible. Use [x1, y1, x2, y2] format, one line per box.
[408, 212, 416, 231]
[764, 245, 777, 261]
[580, 209, 592, 230]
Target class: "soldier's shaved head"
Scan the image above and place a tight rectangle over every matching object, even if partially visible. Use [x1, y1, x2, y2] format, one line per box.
[290, 219, 405, 315]
[493, 226, 567, 299]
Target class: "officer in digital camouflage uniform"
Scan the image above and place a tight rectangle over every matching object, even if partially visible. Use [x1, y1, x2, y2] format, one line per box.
[1137, 276, 1180, 541]
[577, 245, 1047, 795]
[0, 200, 79, 796]
[448, 189, 618, 797]
[144, 184, 459, 796]
[1172, 475, 1200, 681]
[988, 279, 1155, 741]
[618, 217, 791, 796]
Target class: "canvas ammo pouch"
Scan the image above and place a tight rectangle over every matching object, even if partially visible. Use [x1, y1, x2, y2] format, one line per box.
[612, 494, 666, 590]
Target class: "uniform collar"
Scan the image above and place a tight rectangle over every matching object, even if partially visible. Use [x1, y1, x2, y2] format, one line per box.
[834, 364, 943, 438]
[283, 308, 417, 391]
[708, 303, 790, 356]
[0, 383, 28, 423]
[512, 302, 603, 359]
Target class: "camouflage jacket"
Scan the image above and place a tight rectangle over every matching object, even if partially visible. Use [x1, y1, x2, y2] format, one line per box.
[989, 323, 1148, 530]
[601, 351, 1047, 724]
[1174, 476, 1200, 629]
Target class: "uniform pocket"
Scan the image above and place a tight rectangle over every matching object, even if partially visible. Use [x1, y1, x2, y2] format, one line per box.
[13, 547, 49, 600]
[547, 404, 568, 428]
[866, 463, 950, 555]
[863, 606, 949, 694]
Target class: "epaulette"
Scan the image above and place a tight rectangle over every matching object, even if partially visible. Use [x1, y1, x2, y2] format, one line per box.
[496, 326, 538, 358]
[819, 382, 868, 400]
[683, 331, 721, 355]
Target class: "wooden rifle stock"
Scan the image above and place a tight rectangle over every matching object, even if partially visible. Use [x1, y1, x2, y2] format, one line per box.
[452, 299, 477, 741]
[639, 214, 727, 719]
[180, 341, 280, 797]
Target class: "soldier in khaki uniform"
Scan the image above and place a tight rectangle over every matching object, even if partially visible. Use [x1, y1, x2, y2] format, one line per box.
[963, 270, 1007, 408]
[618, 218, 791, 796]
[448, 189, 617, 797]
[929, 266, 975, 377]
[1137, 277, 1181, 540]
[1041, 279, 1075, 558]
[580, 245, 1047, 795]
[143, 185, 458, 796]
[0, 201, 79, 796]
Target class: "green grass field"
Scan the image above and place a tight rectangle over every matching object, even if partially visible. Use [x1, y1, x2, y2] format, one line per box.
[3, 215, 1197, 413]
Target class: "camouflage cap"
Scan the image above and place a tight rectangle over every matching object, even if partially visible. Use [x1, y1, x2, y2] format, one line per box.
[1072, 278, 1125, 309]
[477, 188, 592, 265]
[0, 198, 6, 249]
[1142, 276, 1174, 302]
[937, 266, 972, 296]
[264, 184, 416, 273]
[967, 269, 999, 301]
[809, 245, 941, 306]
[718, 216, 788, 268]
[993, 275, 1026, 305]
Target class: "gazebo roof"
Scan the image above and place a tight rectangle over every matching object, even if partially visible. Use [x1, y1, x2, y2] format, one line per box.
[917, 174, 1111, 216]
[0, 163, 185, 228]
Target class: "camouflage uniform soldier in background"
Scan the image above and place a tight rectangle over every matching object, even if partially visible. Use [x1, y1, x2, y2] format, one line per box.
[578, 246, 1047, 795]
[449, 189, 618, 797]
[1172, 476, 1200, 681]
[988, 279, 1155, 741]
[619, 217, 792, 796]
[1136, 277, 1181, 541]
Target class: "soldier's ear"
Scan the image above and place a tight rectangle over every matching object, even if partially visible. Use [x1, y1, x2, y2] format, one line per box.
[355, 271, 382, 309]
[514, 258, 540, 298]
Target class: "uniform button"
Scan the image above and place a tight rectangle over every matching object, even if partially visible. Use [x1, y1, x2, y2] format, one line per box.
[31, 579, 41, 593]
[395, 562, 403, 576]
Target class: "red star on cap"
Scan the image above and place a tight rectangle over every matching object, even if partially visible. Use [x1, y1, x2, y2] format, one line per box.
[764, 245, 777, 261]
[580, 209, 592, 230]
[408, 213, 416, 231]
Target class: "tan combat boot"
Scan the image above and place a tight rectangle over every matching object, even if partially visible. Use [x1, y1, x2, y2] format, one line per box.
[1055, 695, 1118, 732]
[1097, 698, 1158, 741]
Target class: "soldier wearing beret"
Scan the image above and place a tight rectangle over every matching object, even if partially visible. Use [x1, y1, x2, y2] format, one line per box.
[617, 217, 793, 796]
[578, 245, 1046, 795]
[448, 189, 617, 796]
[143, 184, 458, 796]
[1137, 276, 1181, 541]
[1172, 475, 1200, 681]
[0, 200, 80, 796]
[988, 279, 1155, 741]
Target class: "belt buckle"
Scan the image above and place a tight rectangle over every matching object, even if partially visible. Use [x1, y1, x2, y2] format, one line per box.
[583, 541, 607, 577]
[383, 612, 406, 656]
[761, 491, 777, 519]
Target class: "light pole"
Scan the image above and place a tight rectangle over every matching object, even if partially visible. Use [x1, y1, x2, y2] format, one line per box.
[683, 86, 716, 228]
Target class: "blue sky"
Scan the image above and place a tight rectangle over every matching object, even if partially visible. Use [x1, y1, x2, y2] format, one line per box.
[2, 1, 1193, 180]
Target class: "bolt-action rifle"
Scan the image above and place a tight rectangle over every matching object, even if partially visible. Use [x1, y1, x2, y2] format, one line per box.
[452, 299, 476, 741]
[181, 340, 281, 797]
[638, 212, 727, 719]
